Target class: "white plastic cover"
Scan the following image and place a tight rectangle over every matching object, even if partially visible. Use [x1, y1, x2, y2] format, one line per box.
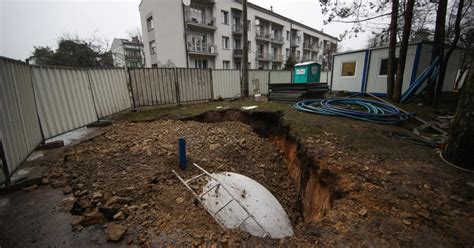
[200, 172, 294, 239]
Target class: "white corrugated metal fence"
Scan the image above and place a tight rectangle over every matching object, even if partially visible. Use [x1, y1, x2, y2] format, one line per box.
[212, 69, 241, 99]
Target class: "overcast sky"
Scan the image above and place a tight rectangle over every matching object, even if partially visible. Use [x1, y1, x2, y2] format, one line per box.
[0, 0, 369, 60]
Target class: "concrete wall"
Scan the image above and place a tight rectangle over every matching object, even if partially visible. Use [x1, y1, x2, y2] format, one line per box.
[331, 51, 366, 92]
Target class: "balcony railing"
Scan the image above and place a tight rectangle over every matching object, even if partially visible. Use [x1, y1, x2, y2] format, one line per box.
[290, 38, 300, 47]
[185, 14, 216, 30]
[303, 42, 319, 51]
[256, 52, 272, 60]
[187, 43, 218, 55]
[125, 55, 142, 61]
[256, 31, 271, 41]
[233, 49, 243, 58]
[271, 54, 284, 62]
[271, 34, 284, 44]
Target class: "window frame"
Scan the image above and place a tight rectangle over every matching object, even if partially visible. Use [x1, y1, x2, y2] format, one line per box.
[221, 10, 229, 25]
[222, 60, 230, 69]
[222, 36, 229, 50]
[146, 16, 154, 31]
[378, 57, 398, 77]
[149, 40, 156, 54]
[340, 61, 357, 78]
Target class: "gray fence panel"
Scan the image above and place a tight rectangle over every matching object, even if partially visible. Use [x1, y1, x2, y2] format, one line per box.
[32, 66, 98, 139]
[249, 70, 270, 95]
[129, 68, 177, 107]
[212, 69, 241, 99]
[0, 58, 42, 174]
[177, 68, 212, 102]
[320, 71, 330, 83]
[269, 70, 292, 84]
[88, 68, 131, 118]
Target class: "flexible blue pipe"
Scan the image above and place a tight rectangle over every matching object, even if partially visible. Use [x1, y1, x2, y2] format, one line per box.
[294, 98, 410, 124]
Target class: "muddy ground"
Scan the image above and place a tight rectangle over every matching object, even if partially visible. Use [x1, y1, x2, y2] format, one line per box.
[13, 100, 474, 246]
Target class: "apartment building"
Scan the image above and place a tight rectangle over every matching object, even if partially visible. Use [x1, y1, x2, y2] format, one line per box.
[110, 37, 145, 68]
[139, 0, 338, 70]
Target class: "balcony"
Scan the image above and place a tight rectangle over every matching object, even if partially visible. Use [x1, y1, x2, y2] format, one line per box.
[187, 43, 218, 56]
[256, 52, 272, 61]
[233, 49, 243, 58]
[303, 42, 319, 52]
[271, 54, 284, 62]
[290, 38, 300, 47]
[271, 35, 284, 44]
[256, 31, 271, 41]
[185, 15, 217, 31]
[124, 54, 142, 61]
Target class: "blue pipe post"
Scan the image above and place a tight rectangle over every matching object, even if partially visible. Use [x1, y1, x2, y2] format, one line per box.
[178, 137, 187, 170]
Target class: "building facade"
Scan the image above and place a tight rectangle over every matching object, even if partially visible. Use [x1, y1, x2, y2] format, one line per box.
[111, 37, 145, 68]
[139, 0, 338, 70]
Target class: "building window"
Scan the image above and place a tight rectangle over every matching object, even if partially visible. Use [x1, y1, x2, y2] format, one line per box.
[222, 36, 229, 49]
[195, 59, 208, 68]
[286, 31, 290, 41]
[248, 41, 251, 53]
[147, 16, 154, 31]
[223, 60, 230, 69]
[149, 40, 156, 54]
[235, 61, 241, 70]
[341, 61, 356, 77]
[221, 10, 229, 25]
[379, 58, 398, 76]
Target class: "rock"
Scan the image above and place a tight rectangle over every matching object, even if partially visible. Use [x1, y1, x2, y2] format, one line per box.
[423, 184, 431, 189]
[238, 138, 246, 145]
[107, 223, 127, 242]
[209, 143, 221, 151]
[70, 199, 92, 215]
[41, 178, 50, 185]
[92, 192, 103, 199]
[113, 211, 125, 220]
[63, 185, 72, 194]
[80, 209, 106, 226]
[22, 184, 38, 192]
[50, 180, 66, 188]
[103, 192, 113, 201]
[358, 209, 368, 217]
[60, 197, 76, 212]
[99, 207, 120, 221]
[71, 216, 84, 227]
[106, 196, 132, 206]
[73, 190, 88, 197]
[175, 197, 185, 204]
[402, 219, 412, 226]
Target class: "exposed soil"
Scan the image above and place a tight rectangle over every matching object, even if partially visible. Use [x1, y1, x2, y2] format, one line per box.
[39, 106, 474, 247]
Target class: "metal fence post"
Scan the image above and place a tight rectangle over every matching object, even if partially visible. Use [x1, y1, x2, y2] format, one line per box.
[127, 67, 137, 110]
[0, 141, 11, 185]
[174, 68, 181, 106]
[209, 68, 214, 100]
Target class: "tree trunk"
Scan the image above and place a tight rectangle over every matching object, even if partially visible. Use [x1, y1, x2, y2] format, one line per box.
[424, 0, 448, 104]
[433, 0, 465, 108]
[387, 0, 399, 99]
[241, 0, 249, 97]
[392, 0, 415, 102]
[443, 60, 474, 169]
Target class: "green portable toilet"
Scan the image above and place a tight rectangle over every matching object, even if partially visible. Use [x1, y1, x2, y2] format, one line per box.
[292, 61, 321, 83]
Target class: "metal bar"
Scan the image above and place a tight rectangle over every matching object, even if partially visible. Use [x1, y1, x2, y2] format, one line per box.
[199, 182, 220, 198]
[214, 199, 234, 215]
[171, 170, 226, 229]
[366, 92, 447, 135]
[184, 173, 206, 184]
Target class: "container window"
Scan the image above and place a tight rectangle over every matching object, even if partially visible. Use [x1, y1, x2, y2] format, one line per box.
[379, 58, 398, 76]
[341, 61, 356, 77]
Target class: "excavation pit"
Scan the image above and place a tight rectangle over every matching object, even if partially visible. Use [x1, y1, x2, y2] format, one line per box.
[42, 108, 339, 245]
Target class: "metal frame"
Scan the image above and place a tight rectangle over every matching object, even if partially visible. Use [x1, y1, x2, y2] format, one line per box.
[172, 163, 269, 237]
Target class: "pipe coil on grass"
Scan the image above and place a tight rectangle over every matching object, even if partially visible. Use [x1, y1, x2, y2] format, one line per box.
[294, 98, 411, 124]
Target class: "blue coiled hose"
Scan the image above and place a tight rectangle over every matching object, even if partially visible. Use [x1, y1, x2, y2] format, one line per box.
[293, 98, 410, 124]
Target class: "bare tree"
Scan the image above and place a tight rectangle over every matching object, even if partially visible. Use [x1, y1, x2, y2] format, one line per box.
[393, 0, 415, 102]
[241, 0, 249, 97]
[387, 0, 399, 98]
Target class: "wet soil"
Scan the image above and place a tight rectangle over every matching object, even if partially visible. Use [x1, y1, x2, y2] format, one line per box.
[34, 107, 474, 247]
